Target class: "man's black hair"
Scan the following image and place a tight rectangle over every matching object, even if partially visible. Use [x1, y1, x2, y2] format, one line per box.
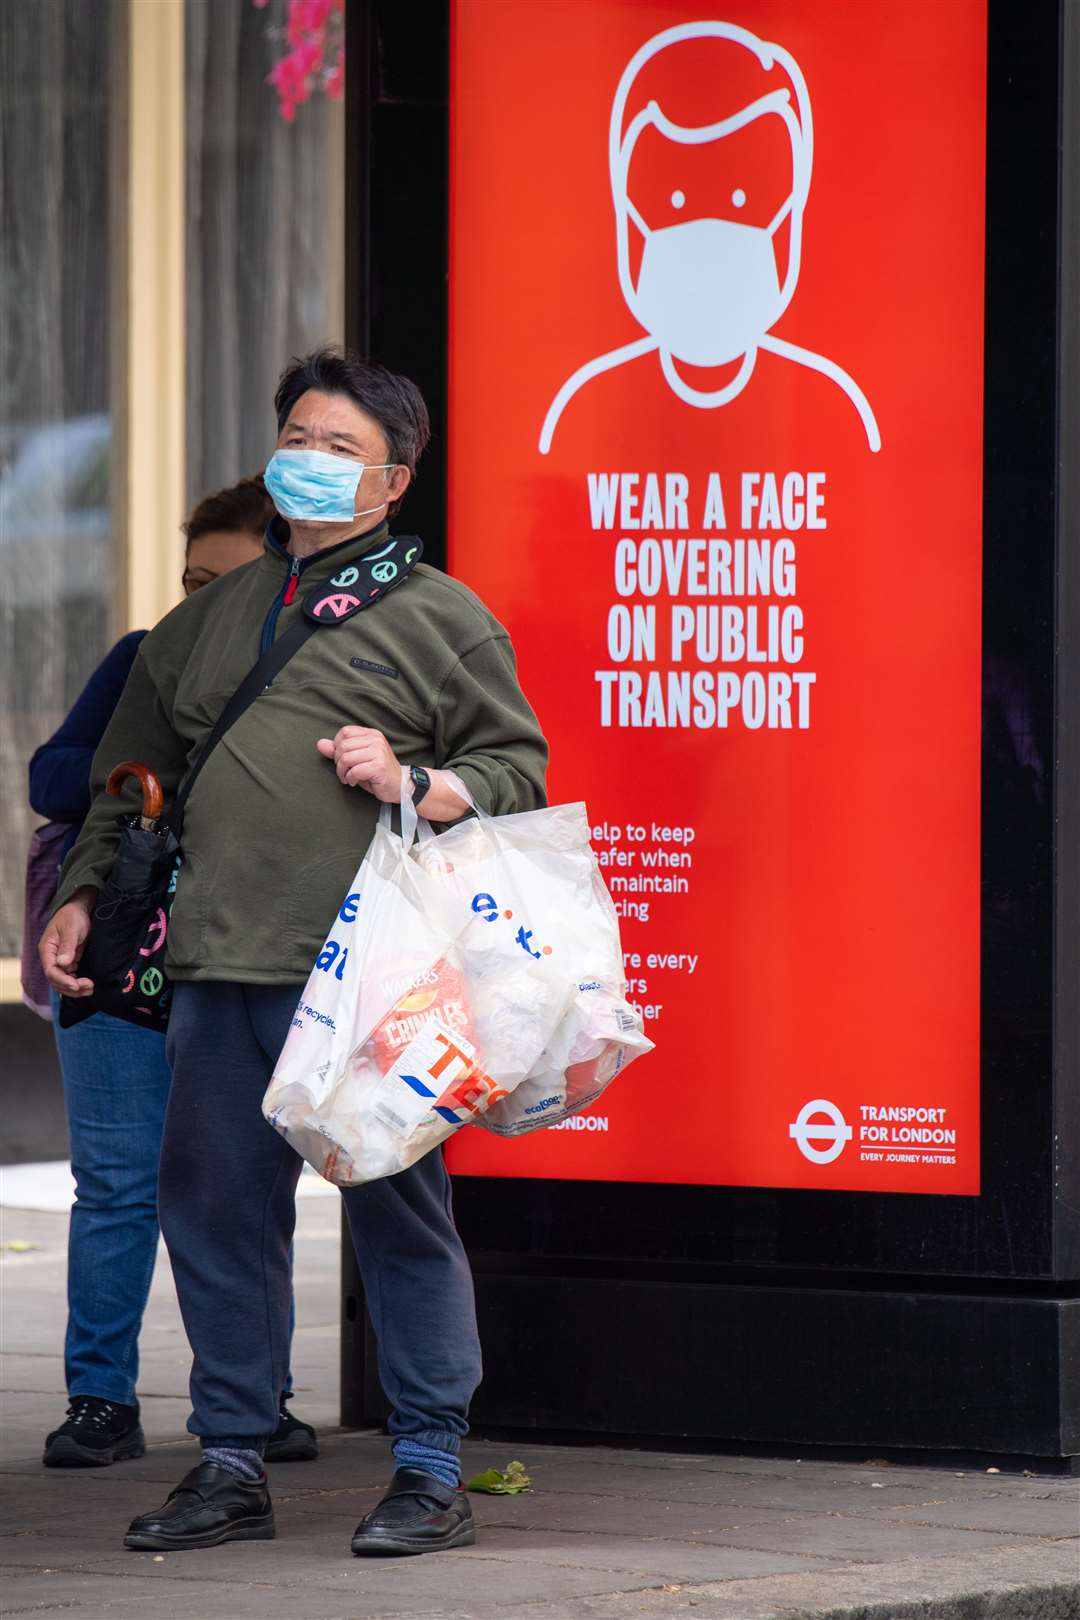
[273, 348, 431, 483]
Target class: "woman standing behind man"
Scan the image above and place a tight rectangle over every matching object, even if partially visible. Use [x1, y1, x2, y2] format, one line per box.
[30, 477, 317, 1469]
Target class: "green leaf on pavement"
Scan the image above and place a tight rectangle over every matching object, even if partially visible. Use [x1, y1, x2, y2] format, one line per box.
[466, 1460, 532, 1494]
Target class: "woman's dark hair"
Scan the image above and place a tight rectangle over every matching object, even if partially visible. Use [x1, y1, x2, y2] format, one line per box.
[273, 347, 431, 480]
[183, 475, 275, 549]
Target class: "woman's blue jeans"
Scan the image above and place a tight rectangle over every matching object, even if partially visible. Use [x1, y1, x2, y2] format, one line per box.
[53, 995, 295, 1407]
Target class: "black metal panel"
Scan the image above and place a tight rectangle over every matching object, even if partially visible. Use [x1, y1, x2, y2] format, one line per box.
[1053, 0, 1080, 1282]
[460, 1276, 1075, 1459]
[350, 1268, 1077, 1460]
[345, 0, 449, 567]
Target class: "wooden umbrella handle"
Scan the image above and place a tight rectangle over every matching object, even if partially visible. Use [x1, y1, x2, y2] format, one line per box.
[106, 761, 164, 828]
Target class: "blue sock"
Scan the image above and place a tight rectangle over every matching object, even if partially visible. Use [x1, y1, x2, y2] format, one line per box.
[392, 1436, 461, 1489]
[203, 1445, 264, 1482]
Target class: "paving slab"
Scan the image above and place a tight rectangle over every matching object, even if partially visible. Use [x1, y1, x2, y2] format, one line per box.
[1, 1553, 672, 1613]
[279, 1498, 825, 1581]
[505, 1459, 975, 1511]
[861, 1491, 1079, 1537]
[378, 1543, 1079, 1620]
[475, 1492, 1019, 1560]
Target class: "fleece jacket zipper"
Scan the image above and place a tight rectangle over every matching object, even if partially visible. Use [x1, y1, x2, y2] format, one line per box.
[259, 555, 302, 656]
[258, 523, 392, 656]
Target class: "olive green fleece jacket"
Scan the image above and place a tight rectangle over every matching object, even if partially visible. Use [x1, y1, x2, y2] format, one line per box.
[54, 522, 549, 983]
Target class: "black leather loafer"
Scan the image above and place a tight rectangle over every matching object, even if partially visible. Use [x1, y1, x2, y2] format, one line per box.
[350, 1466, 475, 1556]
[123, 1462, 274, 1551]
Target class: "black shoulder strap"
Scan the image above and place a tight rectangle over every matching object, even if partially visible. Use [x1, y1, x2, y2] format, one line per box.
[167, 535, 423, 837]
[168, 613, 317, 835]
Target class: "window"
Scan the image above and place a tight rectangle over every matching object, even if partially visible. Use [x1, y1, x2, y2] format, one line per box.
[185, 0, 345, 507]
[2, 0, 345, 984]
[0, 0, 117, 958]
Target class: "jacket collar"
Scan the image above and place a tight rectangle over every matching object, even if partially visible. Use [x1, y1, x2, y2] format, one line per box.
[263, 516, 392, 580]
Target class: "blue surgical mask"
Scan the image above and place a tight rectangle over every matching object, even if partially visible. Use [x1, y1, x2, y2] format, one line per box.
[263, 447, 394, 523]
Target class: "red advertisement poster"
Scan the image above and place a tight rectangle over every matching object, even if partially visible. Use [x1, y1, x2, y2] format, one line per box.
[444, 0, 986, 1193]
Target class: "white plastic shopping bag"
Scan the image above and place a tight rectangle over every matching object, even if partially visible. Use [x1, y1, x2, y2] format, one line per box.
[411, 797, 653, 1134]
[262, 778, 653, 1183]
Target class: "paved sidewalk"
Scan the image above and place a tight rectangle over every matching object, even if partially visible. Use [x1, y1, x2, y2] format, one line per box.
[2, 1198, 1077, 1620]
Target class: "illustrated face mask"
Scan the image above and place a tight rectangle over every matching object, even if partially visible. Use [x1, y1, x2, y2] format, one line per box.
[612, 88, 806, 370]
[263, 448, 394, 523]
[630, 213, 786, 368]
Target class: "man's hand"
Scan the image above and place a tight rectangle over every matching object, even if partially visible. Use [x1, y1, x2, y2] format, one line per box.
[316, 727, 402, 802]
[39, 888, 98, 997]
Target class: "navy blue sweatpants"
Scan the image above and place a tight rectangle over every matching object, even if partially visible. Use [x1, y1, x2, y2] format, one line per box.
[160, 982, 482, 1452]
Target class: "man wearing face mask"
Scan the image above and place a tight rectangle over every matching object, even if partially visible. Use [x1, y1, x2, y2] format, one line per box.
[539, 19, 880, 454]
[42, 348, 548, 1557]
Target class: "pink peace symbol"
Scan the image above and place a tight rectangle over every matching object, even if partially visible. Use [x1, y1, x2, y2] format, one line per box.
[122, 969, 135, 994]
[313, 592, 362, 619]
[139, 907, 168, 956]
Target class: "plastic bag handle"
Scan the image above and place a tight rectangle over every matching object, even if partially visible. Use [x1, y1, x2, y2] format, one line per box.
[442, 770, 478, 817]
[377, 769, 433, 850]
[378, 768, 478, 850]
[399, 768, 422, 848]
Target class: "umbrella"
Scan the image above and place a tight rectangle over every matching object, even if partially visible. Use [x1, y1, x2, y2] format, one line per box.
[58, 762, 179, 1031]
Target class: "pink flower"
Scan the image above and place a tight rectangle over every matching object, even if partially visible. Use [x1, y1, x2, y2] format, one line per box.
[287, 0, 336, 43]
[286, 0, 308, 48]
[268, 55, 296, 94]
[296, 37, 323, 75]
[268, 46, 313, 117]
[260, 0, 344, 123]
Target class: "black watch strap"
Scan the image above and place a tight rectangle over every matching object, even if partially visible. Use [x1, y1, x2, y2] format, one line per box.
[409, 765, 432, 807]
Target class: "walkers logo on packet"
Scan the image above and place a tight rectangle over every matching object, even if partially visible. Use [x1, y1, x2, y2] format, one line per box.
[369, 956, 473, 1072]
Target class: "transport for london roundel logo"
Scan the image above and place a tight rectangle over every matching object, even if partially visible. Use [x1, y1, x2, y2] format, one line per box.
[789, 1099, 852, 1165]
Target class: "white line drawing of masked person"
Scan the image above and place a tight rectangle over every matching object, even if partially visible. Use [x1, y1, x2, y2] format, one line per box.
[539, 20, 881, 455]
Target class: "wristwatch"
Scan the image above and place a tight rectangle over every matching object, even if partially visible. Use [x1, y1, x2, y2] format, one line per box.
[409, 765, 433, 808]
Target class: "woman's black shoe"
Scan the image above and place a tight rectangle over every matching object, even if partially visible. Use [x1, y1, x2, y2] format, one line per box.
[124, 1462, 274, 1551]
[43, 1396, 145, 1468]
[350, 1466, 476, 1556]
[264, 1399, 319, 1462]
